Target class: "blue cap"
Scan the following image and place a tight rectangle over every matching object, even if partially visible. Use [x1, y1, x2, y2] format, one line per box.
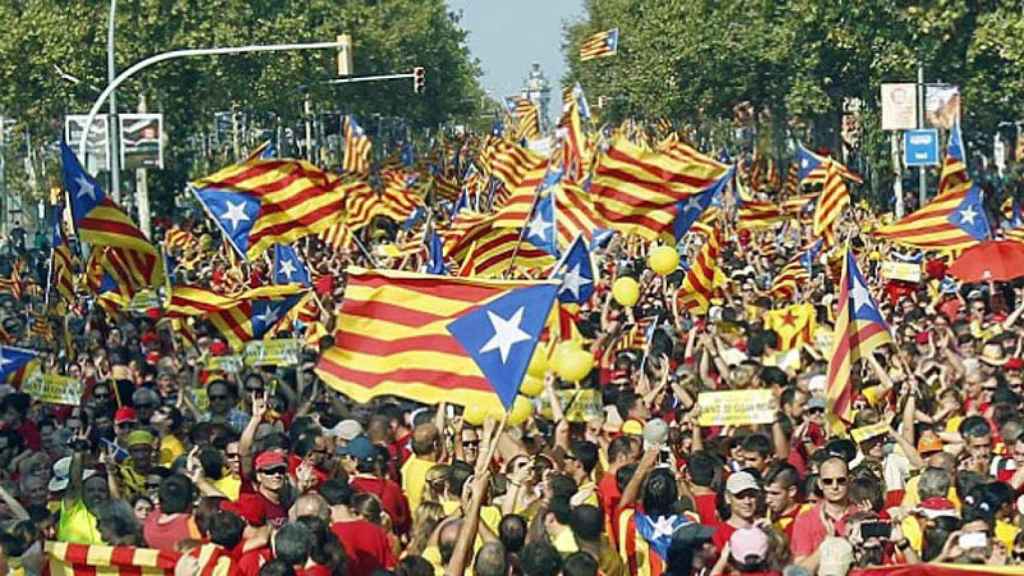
[338, 435, 376, 462]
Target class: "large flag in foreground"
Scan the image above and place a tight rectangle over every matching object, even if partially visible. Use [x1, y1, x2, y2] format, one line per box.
[191, 159, 344, 260]
[62, 142, 162, 287]
[825, 249, 892, 433]
[316, 268, 558, 409]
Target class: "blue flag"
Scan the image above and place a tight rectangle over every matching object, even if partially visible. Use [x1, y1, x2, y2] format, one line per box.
[551, 234, 596, 304]
[526, 194, 558, 256]
[192, 187, 260, 258]
[273, 244, 310, 286]
[426, 227, 447, 275]
[795, 144, 825, 183]
[949, 184, 991, 241]
[674, 167, 733, 240]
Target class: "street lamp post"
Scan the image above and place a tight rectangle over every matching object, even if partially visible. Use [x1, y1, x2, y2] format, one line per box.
[108, 0, 121, 203]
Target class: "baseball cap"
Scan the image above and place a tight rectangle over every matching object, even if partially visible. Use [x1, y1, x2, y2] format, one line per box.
[725, 471, 761, 495]
[114, 407, 137, 425]
[133, 387, 160, 406]
[817, 537, 854, 576]
[125, 430, 156, 447]
[49, 456, 95, 492]
[1006, 358, 1024, 371]
[729, 527, 768, 563]
[338, 436, 376, 462]
[621, 420, 644, 436]
[254, 451, 287, 471]
[327, 419, 363, 441]
[807, 398, 826, 411]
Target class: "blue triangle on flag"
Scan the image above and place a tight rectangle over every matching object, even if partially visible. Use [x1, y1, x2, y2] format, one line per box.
[193, 188, 260, 256]
[552, 235, 595, 304]
[948, 184, 990, 241]
[0, 345, 38, 382]
[447, 284, 557, 409]
[273, 244, 311, 286]
[61, 141, 106, 226]
[250, 295, 303, 338]
[795, 145, 824, 182]
[526, 194, 558, 256]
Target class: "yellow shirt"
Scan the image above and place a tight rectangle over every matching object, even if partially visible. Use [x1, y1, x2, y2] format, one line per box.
[997, 520, 1019, 553]
[900, 475, 961, 511]
[552, 526, 578, 554]
[56, 499, 103, 545]
[159, 434, 186, 467]
[401, 456, 436, 513]
[213, 475, 241, 501]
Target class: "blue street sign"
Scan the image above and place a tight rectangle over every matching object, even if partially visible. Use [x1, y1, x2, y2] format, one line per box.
[904, 129, 940, 167]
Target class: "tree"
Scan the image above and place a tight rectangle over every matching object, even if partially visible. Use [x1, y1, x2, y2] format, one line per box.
[0, 0, 484, 215]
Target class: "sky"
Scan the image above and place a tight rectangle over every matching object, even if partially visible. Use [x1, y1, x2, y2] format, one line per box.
[447, 0, 586, 122]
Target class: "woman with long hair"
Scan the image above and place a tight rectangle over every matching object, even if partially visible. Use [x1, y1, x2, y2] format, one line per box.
[403, 501, 445, 557]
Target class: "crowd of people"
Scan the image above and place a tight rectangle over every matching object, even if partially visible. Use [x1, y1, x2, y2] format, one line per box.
[2, 135, 1024, 576]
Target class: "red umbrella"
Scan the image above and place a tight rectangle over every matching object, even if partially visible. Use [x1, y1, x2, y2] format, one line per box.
[949, 240, 1024, 282]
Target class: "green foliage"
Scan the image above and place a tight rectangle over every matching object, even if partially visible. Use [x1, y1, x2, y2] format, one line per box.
[0, 0, 484, 209]
[565, 0, 1024, 195]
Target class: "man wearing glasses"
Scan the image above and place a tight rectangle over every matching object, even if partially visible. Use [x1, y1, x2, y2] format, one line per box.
[233, 450, 290, 529]
[791, 456, 857, 572]
[199, 380, 250, 435]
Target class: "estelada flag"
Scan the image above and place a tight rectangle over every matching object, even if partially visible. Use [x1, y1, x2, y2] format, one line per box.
[316, 268, 558, 410]
[763, 303, 816, 350]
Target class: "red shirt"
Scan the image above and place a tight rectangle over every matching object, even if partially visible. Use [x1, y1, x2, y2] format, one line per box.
[234, 491, 288, 529]
[236, 547, 273, 576]
[711, 521, 738, 552]
[15, 420, 41, 451]
[288, 454, 329, 489]
[143, 510, 198, 552]
[350, 474, 411, 535]
[330, 519, 397, 576]
[789, 502, 854, 559]
[597, 472, 622, 544]
[692, 493, 720, 525]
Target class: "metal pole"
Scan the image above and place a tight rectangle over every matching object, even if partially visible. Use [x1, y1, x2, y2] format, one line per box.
[136, 94, 151, 238]
[304, 92, 313, 162]
[0, 117, 6, 236]
[892, 132, 904, 219]
[917, 63, 927, 206]
[231, 104, 240, 160]
[77, 39, 346, 162]
[108, 0, 121, 204]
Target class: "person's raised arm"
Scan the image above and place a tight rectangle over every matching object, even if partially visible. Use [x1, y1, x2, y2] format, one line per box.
[239, 391, 269, 477]
[65, 426, 91, 506]
[445, 418, 501, 576]
[617, 448, 658, 512]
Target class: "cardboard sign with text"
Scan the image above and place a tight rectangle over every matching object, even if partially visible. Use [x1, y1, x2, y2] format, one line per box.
[539, 389, 603, 423]
[23, 372, 82, 406]
[880, 260, 922, 283]
[697, 389, 777, 427]
[244, 339, 300, 367]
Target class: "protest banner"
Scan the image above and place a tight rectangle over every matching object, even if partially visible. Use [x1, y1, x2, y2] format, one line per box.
[23, 372, 82, 406]
[880, 260, 922, 283]
[850, 421, 889, 444]
[539, 389, 603, 422]
[697, 389, 776, 427]
[207, 355, 243, 374]
[244, 339, 300, 366]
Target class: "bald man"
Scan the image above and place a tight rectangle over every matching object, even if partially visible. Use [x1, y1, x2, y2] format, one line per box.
[289, 493, 330, 523]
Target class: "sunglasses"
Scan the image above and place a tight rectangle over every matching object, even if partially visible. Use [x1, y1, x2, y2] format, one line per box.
[807, 408, 825, 415]
[145, 482, 161, 490]
[225, 453, 241, 460]
[245, 387, 264, 393]
[462, 440, 481, 448]
[259, 467, 287, 476]
[821, 476, 848, 486]
[209, 395, 229, 401]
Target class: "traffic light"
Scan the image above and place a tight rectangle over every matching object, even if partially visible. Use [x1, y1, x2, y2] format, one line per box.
[336, 34, 353, 76]
[413, 67, 426, 94]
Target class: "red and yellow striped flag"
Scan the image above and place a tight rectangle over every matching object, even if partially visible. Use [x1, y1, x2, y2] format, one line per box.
[46, 541, 181, 576]
[315, 268, 557, 408]
[677, 229, 722, 314]
[590, 138, 726, 241]
[579, 28, 619, 61]
[763, 303, 816, 350]
[813, 161, 850, 236]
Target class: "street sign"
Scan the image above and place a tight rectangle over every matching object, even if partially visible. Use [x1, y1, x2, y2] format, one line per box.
[64, 115, 111, 175]
[120, 114, 164, 169]
[880, 83, 917, 131]
[904, 129, 939, 167]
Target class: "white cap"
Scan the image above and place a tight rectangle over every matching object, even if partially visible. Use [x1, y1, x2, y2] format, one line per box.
[326, 419, 363, 441]
[725, 471, 761, 495]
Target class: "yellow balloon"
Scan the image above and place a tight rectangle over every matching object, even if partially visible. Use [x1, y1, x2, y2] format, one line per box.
[520, 375, 545, 397]
[527, 346, 548, 379]
[612, 277, 640, 307]
[508, 396, 534, 426]
[555, 346, 594, 382]
[648, 245, 680, 276]
[463, 403, 488, 426]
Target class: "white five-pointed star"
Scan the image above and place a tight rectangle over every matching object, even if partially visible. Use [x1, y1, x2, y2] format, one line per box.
[527, 214, 552, 241]
[560, 263, 592, 299]
[0, 352, 11, 371]
[255, 305, 280, 327]
[801, 157, 809, 168]
[479, 307, 531, 364]
[279, 259, 297, 280]
[683, 195, 704, 213]
[648, 516, 679, 540]
[959, 205, 977, 225]
[221, 201, 251, 232]
[850, 278, 873, 315]
[75, 175, 97, 200]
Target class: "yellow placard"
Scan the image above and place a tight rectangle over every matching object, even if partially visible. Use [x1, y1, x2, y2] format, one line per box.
[697, 389, 777, 427]
[539, 389, 603, 423]
[23, 372, 82, 405]
[191, 386, 209, 413]
[850, 421, 889, 444]
[206, 355, 243, 374]
[244, 339, 300, 366]
[880, 260, 922, 283]
[127, 290, 161, 313]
